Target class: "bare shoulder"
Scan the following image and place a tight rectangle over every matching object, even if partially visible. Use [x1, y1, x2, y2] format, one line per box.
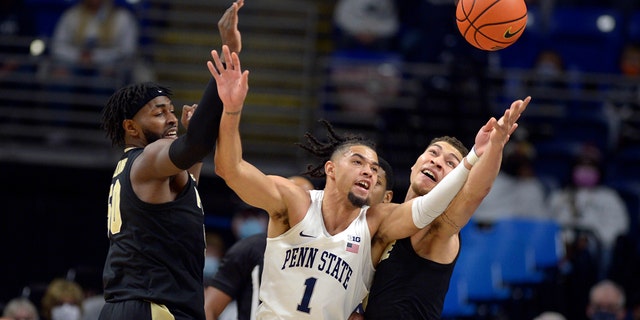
[267, 175, 312, 226]
[131, 139, 174, 178]
[366, 202, 399, 232]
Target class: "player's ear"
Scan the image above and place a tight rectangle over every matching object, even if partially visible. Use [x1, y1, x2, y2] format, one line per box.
[383, 191, 393, 203]
[325, 161, 335, 178]
[122, 119, 140, 137]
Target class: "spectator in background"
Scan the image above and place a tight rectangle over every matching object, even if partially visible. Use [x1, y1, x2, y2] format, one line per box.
[472, 138, 549, 225]
[0, 0, 36, 77]
[49, 0, 138, 83]
[0, 0, 37, 112]
[67, 265, 105, 320]
[534, 311, 567, 320]
[40, 278, 84, 320]
[204, 231, 226, 280]
[619, 43, 640, 78]
[328, 0, 403, 116]
[628, 292, 640, 320]
[609, 42, 640, 148]
[548, 143, 629, 320]
[586, 279, 626, 320]
[530, 49, 566, 89]
[2, 297, 40, 320]
[549, 143, 629, 273]
[230, 205, 268, 241]
[44, 0, 139, 144]
[332, 0, 399, 52]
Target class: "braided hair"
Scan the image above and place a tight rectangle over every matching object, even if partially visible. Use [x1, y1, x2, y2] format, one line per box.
[297, 119, 376, 178]
[101, 82, 172, 147]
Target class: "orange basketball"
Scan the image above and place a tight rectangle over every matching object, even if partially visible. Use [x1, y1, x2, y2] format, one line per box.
[456, 0, 528, 51]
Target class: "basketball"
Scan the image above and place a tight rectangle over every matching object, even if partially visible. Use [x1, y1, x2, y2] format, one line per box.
[456, 0, 528, 51]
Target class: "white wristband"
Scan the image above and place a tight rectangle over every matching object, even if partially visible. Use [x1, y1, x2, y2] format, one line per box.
[466, 147, 479, 166]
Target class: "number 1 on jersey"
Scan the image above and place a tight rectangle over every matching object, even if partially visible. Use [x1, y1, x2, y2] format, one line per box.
[297, 277, 317, 313]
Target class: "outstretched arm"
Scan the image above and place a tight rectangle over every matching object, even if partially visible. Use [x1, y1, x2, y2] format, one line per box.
[204, 286, 234, 320]
[437, 96, 531, 236]
[374, 96, 530, 242]
[219, 0, 244, 55]
[165, 0, 245, 182]
[210, 47, 307, 225]
[180, 103, 204, 182]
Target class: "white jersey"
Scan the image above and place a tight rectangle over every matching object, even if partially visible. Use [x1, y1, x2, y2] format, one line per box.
[256, 190, 375, 320]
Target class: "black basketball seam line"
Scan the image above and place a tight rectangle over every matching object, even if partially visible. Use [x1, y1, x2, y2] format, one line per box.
[459, 0, 502, 44]
[474, 16, 528, 46]
[468, 0, 502, 32]
[458, 0, 478, 38]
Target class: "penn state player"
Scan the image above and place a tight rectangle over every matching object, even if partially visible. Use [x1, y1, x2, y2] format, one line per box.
[209, 43, 529, 319]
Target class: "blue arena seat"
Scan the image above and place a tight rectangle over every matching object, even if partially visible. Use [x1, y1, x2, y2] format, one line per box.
[27, 0, 76, 38]
[627, 10, 640, 42]
[547, 6, 624, 73]
[533, 141, 584, 187]
[442, 271, 477, 319]
[490, 218, 546, 287]
[554, 114, 613, 152]
[457, 225, 512, 306]
[496, 4, 546, 70]
[608, 146, 640, 182]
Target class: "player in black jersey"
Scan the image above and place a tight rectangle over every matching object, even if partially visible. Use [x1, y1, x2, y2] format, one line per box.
[362, 106, 532, 320]
[98, 2, 243, 319]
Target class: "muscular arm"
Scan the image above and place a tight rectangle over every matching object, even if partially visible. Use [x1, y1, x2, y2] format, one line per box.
[439, 96, 532, 236]
[211, 47, 310, 235]
[204, 286, 234, 320]
[371, 97, 530, 248]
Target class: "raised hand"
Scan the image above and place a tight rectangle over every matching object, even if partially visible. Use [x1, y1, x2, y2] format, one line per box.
[208, 45, 249, 114]
[218, 0, 244, 54]
[181, 103, 197, 130]
[473, 96, 531, 156]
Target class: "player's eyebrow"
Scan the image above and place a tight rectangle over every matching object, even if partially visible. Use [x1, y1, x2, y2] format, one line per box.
[431, 143, 462, 163]
[348, 152, 380, 168]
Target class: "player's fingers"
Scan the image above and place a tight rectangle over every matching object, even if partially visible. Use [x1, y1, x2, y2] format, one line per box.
[241, 70, 250, 89]
[222, 45, 233, 69]
[231, 51, 241, 72]
[207, 60, 220, 80]
[209, 49, 225, 75]
[508, 123, 519, 136]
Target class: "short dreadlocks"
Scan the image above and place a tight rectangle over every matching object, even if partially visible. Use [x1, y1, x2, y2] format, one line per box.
[297, 119, 377, 178]
[101, 82, 173, 147]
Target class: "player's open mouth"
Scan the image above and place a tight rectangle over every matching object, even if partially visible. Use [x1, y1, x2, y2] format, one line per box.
[421, 169, 436, 182]
[164, 129, 178, 138]
[356, 180, 370, 190]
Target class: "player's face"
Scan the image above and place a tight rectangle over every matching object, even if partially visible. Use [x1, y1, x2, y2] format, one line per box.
[409, 142, 463, 196]
[134, 96, 178, 145]
[332, 145, 379, 208]
[370, 168, 392, 204]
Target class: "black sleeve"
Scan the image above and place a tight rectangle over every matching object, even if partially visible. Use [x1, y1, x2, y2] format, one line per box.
[207, 233, 266, 297]
[168, 77, 222, 169]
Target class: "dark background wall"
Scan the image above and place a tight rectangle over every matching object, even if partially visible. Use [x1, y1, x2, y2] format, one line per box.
[0, 161, 236, 304]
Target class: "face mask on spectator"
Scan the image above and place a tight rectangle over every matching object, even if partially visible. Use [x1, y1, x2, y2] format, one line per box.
[238, 219, 264, 239]
[590, 310, 618, 320]
[572, 164, 600, 188]
[203, 256, 220, 278]
[51, 303, 81, 320]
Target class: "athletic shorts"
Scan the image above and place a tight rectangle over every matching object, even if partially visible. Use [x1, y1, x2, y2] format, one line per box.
[98, 300, 176, 320]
